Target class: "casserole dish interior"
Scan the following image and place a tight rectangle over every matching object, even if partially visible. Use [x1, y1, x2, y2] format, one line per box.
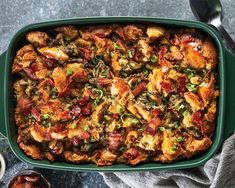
[3, 17, 226, 171]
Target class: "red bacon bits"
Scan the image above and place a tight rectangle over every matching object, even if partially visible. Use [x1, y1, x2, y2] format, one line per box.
[146, 117, 161, 135]
[180, 34, 195, 44]
[112, 113, 119, 119]
[31, 108, 41, 122]
[114, 79, 129, 96]
[124, 148, 139, 160]
[30, 62, 40, 72]
[44, 58, 56, 68]
[54, 123, 66, 132]
[132, 82, 146, 97]
[70, 106, 81, 117]
[58, 111, 72, 121]
[78, 88, 92, 106]
[108, 132, 121, 152]
[192, 111, 203, 127]
[81, 102, 92, 115]
[18, 96, 32, 115]
[151, 109, 161, 118]
[177, 75, 187, 93]
[160, 81, 173, 93]
[96, 78, 111, 87]
[22, 67, 38, 80]
[79, 47, 91, 60]
[77, 130, 90, 140]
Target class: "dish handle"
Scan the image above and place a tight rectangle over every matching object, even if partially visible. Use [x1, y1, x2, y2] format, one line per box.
[0, 52, 6, 137]
[223, 49, 235, 140]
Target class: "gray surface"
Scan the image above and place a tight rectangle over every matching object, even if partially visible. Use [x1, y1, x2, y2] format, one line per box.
[0, 0, 234, 187]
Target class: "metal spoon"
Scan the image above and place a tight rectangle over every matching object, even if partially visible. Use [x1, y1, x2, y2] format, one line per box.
[189, 0, 235, 53]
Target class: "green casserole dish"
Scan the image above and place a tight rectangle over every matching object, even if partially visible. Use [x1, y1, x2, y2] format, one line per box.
[0, 17, 235, 172]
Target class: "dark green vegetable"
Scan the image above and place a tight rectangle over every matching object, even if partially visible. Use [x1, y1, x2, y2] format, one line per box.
[150, 54, 158, 63]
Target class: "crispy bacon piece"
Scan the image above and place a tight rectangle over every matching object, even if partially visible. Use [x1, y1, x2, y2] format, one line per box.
[22, 67, 38, 80]
[151, 109, 161, 118]
[113, 78, 129, 96]
[146, 117, 161, 135]
[44, 58, 56, 68]
[79, 47, 91, 60]
[31, 108, 41, 122]
[108, 132, 121, 152]
[192, 111, 203, 127]
[18, 95, 32, 115]
[132, 82, 146, 97]
[96, 78, 111, 87]
[177, 75, 187, 93]
[160, 80, 173, 93]
[81, 102, 92, 115]
[124, 148, 139, 160]
[58, 111, 72, 121]
[158, 46, 172, 72]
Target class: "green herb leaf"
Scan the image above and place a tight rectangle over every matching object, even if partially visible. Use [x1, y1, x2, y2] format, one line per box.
[93, 98, 101, 106]
[158, 126, 165, 132]
[186, 83, 198, 92]
[143, 69, 149, 75]
[42, 120, 47, 125]
[202, 69, 207, 79]
[120, 146, 126, 152]
[131, 118, 139, 125]
[183, 111, 190, 117]
[176, 136, 184, 142]
[84, 125, 90, 131]
[172, 144, 178, 151]
[53, 87, 58, 93]
[116, 104, 124, 114]
[67, 68, 73, 75]
[116, 124, 122, 129]
[173, 64, 180, 70]
[113, 43, 120, 50]
[150, 54, 158, 63]
[92, 88, 103, 99]
[51, 95, 57, 99]
[128, 50, 133, 58]
[42, 114, 50, 120]
[184, 68, 196, 79]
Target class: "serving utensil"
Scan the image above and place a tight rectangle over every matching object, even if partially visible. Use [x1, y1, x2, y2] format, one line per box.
[189, 0, 235, 53]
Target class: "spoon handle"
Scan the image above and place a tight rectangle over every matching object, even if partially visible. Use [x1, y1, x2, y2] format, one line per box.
[217, 25, 235, 54]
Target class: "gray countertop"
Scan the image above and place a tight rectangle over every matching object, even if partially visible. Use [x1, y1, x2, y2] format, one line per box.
[0, 0, 234, 187]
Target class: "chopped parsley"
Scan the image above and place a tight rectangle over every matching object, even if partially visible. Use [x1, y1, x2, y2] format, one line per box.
[158, 127, 165, 132]
[150, 54, 158, 63]
[131, 118, 139, 125]
[176, 136, 184, 142]
[172, 144, 178, 151]
[84, 125, 90, 131]
[173, 64, 180, 70]
[42, 114, 50, 120]
[113, 43, 120, 50]
[42, 121, 47, 125]
[143, 69, 149, 75]
[116, 104, 124, 114]
[184, 68, 196, 79]
[128, 50, 133, 58]
[186, 83, 198, 92]
[67, 68, 73, 75]
[116, 124, 122, 129]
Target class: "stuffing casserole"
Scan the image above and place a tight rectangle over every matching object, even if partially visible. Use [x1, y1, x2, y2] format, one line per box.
[12, 24, 219, 166]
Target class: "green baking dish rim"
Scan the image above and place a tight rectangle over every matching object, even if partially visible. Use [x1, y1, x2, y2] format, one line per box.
[3, 17, 226, 172]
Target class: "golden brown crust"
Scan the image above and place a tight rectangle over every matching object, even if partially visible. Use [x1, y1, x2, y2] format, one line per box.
[13, 25, 219, 166]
